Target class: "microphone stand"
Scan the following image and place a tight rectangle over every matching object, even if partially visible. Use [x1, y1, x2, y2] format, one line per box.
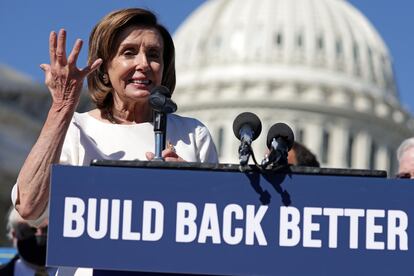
[261, 138, 289, 169]
[153, 111, 167, 161]
[238, 140, 251, 167]
[149, 86, 177, 162]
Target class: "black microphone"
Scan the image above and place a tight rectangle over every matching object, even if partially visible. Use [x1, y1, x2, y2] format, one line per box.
[232, 112, 262, 166]
[149, 85, 177, 114]
[261, 123, 294, 168]
[149, 86, 177, 161]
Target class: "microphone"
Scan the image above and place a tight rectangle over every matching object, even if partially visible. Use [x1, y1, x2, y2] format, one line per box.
[232, 112, 262, 166]
[261, 123, 294, 168]
[149, 85, 177, 114]
[149, 86, 177, 161]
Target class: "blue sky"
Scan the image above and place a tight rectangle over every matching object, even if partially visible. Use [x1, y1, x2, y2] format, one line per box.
[0, 1, 413, 113]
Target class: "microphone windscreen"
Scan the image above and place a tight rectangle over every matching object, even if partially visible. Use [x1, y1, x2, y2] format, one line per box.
[150, 85, 172, 98]
[266, 123, 295, 150]
[149, 85, 177, 113]
[232, 112, 262, 141]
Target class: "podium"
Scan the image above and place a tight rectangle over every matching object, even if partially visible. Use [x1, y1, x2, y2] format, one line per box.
[47, 161, 413, 276]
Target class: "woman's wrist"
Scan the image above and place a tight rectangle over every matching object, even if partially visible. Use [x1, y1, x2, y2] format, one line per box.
[48, 102, 77, 125]
[50, 100, 78, 114]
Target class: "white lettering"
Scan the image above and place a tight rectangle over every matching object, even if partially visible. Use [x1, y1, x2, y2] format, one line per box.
[245, 205, 268, 246]
[110, 199, 120, 240]
[323, 208, 344, 248]
[387, 210, 408, 250]
[176, 202, 197, 242]
[198, 203, 221, 244]
[222, 204, 244, 245]
[279, 206, 300, 247]
[87, 198, 108, 239]
[366, 209, 385, 250]
[122, 200, 140, 240]
[303, 207, 322, 248]
[142, 201, 164, 241]
[63, 197, 85, 238]
[278, 207, 408, 251]
[344, 209, 364, 249]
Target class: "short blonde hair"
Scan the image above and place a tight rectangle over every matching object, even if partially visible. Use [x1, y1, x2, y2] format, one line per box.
[87, 8, 176, 110]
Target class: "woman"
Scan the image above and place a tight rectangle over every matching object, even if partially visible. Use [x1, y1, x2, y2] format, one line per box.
[13, 7, 217, 243]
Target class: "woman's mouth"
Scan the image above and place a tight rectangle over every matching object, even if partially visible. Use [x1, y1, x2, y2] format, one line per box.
[128, 79, 152, 85]
[127, 79, 153, 90]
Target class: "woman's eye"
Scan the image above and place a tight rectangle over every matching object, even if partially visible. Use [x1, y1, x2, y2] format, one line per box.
[148, 50, 161, 59]
[122, 49, 136, 56]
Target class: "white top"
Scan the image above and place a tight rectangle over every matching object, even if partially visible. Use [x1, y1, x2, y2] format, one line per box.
[12, 112, 218, 276]
[62, 112, 218, 165]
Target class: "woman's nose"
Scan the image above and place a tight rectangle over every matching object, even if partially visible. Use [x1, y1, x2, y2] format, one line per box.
[135, 53, 149, 72]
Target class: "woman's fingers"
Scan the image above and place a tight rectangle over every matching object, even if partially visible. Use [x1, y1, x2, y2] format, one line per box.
[40, 64, 54, 87]
[146, 152, 155, 161]
[56, 29, 67, 66]
[39, 64, 50, 72]
[163, 149, 186, 162]
[145, 150, 186, 162]
[49, 31, 57, 65]
[163, 148, 177, 157]
[67, 39, 83, 67]
[90, 58, 103, 71]
[47, 29, 101, 78]
[80, 58, 103, 77]
[164, 157, 185, 162]
[42, 29, 94, 109]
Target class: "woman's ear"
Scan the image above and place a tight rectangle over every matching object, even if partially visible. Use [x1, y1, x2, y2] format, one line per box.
[102, 73, 110, 85]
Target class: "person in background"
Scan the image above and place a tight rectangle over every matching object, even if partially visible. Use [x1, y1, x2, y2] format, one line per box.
[12, 8, 218, 275]
[288, 141, 320, 167]
[396, 137, 414, 179]
[0, 207, 56, 276]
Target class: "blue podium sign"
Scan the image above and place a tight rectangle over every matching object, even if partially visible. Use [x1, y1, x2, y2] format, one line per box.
[48, 164, 413, 275]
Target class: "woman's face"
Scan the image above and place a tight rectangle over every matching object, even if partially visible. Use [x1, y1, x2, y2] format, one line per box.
[107, 25, 164, 104]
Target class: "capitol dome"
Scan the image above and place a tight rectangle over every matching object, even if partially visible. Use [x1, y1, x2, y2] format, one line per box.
[173, 0, 414, 173]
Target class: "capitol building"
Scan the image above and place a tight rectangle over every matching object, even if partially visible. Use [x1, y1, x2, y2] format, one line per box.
[0, 0, 413, 242]
[173, 0, 414, 171]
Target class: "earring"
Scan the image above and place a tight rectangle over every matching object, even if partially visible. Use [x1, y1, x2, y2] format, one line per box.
[102, 74, 109, 85]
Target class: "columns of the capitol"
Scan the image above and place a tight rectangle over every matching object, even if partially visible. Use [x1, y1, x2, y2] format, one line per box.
[222, 111, 242, 164]
[215, 114, 234, 164]
[376, 144, 390, 173]
[253, 115, 269, 163]
[229, 118, 240, 163]
[353, 131, 371, 169]
[331, 88, 353, 167]
[329, 124, 347, 168]
[211, 121, 221, 158]
[303, 122, 321, 164]
[388, 145, 398, 176]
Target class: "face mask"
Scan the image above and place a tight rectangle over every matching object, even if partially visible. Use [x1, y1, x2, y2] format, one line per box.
[17, 235, 47, 267]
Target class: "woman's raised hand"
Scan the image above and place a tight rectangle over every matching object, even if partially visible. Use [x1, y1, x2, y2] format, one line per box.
[40, 29, 102, 111]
